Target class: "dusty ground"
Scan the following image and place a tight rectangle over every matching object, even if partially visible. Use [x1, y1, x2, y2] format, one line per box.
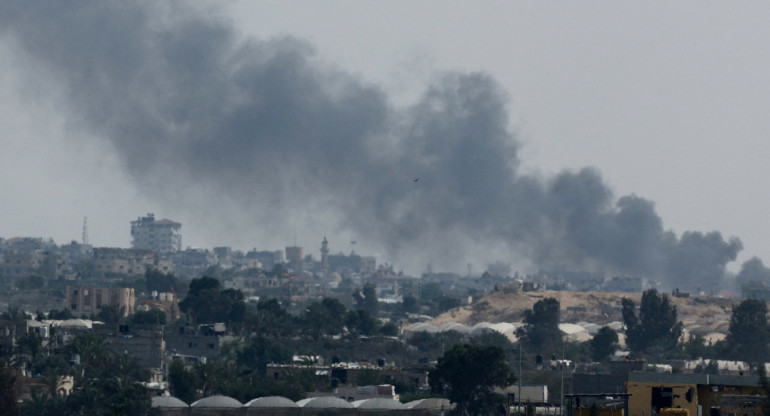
[431, 290, 737, 338]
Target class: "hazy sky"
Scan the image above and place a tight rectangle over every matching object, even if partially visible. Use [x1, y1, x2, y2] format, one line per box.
[2, 1, 769, 282]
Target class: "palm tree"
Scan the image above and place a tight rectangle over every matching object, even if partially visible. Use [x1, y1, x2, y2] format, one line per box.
[2, 305, 29, 321]
[64, 331, 114, 381]
[42, 370, 64, 396]
[14, 331, 43, 361]
[19, 393, 48, 416]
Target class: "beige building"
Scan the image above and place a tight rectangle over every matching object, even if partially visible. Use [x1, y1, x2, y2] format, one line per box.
[131, 213, 181, 256]
[626, 372, 765, 416]
[66, 285, 135, 317]
[0, 251, 40, 278]
[92, 247, 172, 277]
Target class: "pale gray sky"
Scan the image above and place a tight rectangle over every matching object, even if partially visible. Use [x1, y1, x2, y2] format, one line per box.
[1, 1, 769, 281]
[226, 1, 770, 271]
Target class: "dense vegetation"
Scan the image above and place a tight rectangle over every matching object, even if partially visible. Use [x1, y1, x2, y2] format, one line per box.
[3, 276, 770, 414]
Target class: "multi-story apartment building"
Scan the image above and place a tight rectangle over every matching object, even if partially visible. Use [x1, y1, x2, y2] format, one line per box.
[92, 247, 172, 278]
[66, 285, 135, 317]
[0, 251, 40, 279]
[172, 248, 216, 278]
[130, 213, 181, 256]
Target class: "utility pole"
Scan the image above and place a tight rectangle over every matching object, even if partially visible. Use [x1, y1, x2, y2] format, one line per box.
[560, 340, 565, 416]
[518, 343, 522, 416]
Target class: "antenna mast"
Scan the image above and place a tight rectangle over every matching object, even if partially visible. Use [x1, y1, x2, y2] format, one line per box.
[82, 217, 89, 245]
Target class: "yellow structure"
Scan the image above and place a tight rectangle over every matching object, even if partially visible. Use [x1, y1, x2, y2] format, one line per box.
[659, 408, 688, 416]
[626, 372, 765, 416]
[66, 285, 135, 317]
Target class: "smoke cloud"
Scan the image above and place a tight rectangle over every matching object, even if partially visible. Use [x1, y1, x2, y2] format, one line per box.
[734, 257, 770, 291]
[0, 1, 748, 289]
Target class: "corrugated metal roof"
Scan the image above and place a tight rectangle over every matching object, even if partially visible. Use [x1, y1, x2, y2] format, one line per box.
[627, 371, 761, 387]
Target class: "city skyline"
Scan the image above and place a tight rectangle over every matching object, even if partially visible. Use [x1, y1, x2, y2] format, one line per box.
[2, 2, 770, 281]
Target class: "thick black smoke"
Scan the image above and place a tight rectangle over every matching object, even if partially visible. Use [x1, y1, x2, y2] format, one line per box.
[0, 1, 747, 289]
[734, 257, 770, 291]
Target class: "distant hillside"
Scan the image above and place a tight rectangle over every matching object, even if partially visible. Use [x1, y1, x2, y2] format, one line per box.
[431, 290, 737, 339]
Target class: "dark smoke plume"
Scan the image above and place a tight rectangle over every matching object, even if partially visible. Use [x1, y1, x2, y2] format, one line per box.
[0, 1, 747, 289]
[734, 257, 770, 291]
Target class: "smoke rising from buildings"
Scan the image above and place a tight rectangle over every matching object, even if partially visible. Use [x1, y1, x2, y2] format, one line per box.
[1, 1, 748, 289]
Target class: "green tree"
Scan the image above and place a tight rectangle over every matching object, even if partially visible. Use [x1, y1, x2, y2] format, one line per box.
[622, 289, 683, 353]
[180, 276, 221, 322]
[380, 321, 400, 336]
[19, 393, 50, 416]
[470, 331, 513, 351]
[401, 295, 419, 315]
[346, 309, 380, 336]
[13, 331, 154, 415]
[725, 298, 770, 363]
[180, 276, 246, 324]
[0, 360, 18, 416]
[168, 360, 199, 404]
[65, 331, 114, 381]
[1, 305, 28, 321]
[589, 326, 619, 361]
[48, 309, 74, 320]
[250, 298, 297, 337]
[683, 334, 716, 360]
[303, 298, 347, 340]
[236, 335, 292, 374]
[28, 332, 157, 415]
[516, 297, 561, 352]
[145, 269, 185, 294]
[429, 343, 514, 416]
[14, 331, 43, 367]
[354, 283, 379, 316]
[95, 304, 124, 324]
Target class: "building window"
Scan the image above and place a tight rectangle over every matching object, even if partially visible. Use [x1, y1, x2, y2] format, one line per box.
[651, 387, 673, 412]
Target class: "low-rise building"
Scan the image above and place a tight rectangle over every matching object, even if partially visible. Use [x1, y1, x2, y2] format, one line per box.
[172, 248, 216, 278]
[0, 251, 40, 279]
[66, 285, 135, 317]
[92, 247, 172, 278]
[137, 291, 180, 322]
[626, 372, 765, 416]
[94, 323, 165, 369]
[165, 325, 229, 360]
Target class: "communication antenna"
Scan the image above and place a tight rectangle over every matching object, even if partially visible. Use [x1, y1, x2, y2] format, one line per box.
[82, 217, 89, 245]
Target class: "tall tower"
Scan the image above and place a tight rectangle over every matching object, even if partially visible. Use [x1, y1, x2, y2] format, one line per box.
[82, 217, 89, 245]
[285, 246, 303, 272]
[320, 237, 329, 279]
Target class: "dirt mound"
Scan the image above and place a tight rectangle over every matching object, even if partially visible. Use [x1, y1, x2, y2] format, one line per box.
[431, 290, 737, 336]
